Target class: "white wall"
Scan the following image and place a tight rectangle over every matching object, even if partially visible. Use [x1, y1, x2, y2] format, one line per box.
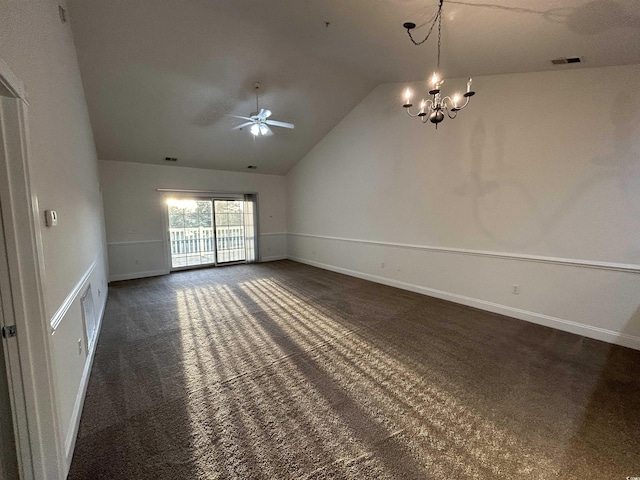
[286, 65, 640, 350]
[0, 0, 108, 477]
[100, 160, 287, 281]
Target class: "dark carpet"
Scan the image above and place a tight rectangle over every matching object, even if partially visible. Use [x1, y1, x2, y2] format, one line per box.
[68, 260, 640, 479]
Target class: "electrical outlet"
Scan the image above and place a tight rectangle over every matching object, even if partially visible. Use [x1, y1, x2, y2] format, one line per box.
[77, 338, 83, 355]
[512, 285, 520, 295]
[380, 262, 385, 269]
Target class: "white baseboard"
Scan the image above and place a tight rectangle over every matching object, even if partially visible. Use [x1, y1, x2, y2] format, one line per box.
[109, 269, 168, 282]
[288, 256, 640, 351]
[63, 287, 107, 470]
[261, 255, 287, 262]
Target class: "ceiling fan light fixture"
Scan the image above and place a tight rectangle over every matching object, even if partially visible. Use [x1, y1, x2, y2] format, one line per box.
[225, 82, 295, 137]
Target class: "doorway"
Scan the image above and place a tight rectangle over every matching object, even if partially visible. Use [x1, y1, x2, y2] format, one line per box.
[167, 196, 256, 270]
[0, 239, 19, 479]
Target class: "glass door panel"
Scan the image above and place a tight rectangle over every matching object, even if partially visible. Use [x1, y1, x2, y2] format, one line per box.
[214, 200, 246, 264]
[168, 199, 215, 269]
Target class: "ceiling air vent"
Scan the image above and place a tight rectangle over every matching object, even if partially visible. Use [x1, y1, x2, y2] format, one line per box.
[247, 165, 257, 169]
[164, 157, 177, 162]
[551, 57, 582, 65]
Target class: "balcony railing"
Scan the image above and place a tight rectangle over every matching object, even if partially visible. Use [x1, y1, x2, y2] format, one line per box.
[170, 226, 246, 265]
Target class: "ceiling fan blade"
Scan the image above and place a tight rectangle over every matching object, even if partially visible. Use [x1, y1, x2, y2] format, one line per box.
[257, 109, 272, 120]
[232, 121, 254, 130]
[265, 119, 294, 129]
[224, 114, 255, 122]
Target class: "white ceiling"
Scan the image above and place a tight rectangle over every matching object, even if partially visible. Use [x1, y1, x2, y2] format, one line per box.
[67, 0, 640, 175]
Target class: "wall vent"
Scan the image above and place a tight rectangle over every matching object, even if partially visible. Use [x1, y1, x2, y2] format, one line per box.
[164, 157, 178, 162]
[81, 285, 97, 353]
[551, 57, 582, 65]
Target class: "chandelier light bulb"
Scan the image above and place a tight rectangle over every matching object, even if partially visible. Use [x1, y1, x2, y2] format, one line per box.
[453, 94, 460, 108]
[466, 77, 473, 93]
[431, 72, 439, 86]
[250, 124, 260, 136]
[405, 88, 412, 103]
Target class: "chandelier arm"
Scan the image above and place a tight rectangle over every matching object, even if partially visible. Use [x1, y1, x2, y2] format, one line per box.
[405, 108, 423, 118]
[455, 96, 472, 110]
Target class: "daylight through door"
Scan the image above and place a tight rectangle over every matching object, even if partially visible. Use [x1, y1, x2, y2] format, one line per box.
[213, 199, 246, 264]
[168, 197, 252, 269]
[168, 199, 216, 268]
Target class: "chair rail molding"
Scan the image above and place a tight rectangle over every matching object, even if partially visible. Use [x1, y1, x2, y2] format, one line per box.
[287, 232, 640, 274]
[50, 258, 98, 332]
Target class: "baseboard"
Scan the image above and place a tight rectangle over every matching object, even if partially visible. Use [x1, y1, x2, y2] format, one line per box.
[109, 269, 168, 282]
[261, 255, 287, 262]
[288, 256, 640, 351]
[63, 287, 107, 471]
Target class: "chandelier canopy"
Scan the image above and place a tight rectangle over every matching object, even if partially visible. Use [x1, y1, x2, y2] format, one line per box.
[401, 0, 476, 128]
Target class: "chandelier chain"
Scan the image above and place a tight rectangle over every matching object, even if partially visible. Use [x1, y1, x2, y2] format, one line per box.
[437, 5, 442, 70]
[406, 0, 443, 46]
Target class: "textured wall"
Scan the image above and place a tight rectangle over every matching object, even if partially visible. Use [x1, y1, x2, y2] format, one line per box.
[286, 65, 640, 349]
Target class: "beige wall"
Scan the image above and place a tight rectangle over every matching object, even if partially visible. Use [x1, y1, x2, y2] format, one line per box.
[0, 0, 108, 476]
[287, 65, 640, 350]
[100, 160, 287, 281]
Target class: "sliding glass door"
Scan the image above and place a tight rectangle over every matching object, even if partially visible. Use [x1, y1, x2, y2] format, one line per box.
[214, 200, 246, 264]
[167, 196, 257, 270]
[168, 199, 216, 268]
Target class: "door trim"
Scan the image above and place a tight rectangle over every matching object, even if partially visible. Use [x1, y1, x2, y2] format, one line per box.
[0, 57, 64, 479]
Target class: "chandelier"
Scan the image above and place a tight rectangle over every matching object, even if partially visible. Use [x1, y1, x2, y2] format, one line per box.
[402, 0, 475, 128]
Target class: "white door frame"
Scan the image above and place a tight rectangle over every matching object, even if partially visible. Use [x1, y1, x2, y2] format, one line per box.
[0, 58, 65, 479]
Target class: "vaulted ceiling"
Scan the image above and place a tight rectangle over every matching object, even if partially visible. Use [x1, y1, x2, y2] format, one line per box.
[67, 0, 640, 174]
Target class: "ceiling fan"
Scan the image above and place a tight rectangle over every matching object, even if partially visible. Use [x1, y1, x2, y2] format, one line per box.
[226, 82, 294, 136]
